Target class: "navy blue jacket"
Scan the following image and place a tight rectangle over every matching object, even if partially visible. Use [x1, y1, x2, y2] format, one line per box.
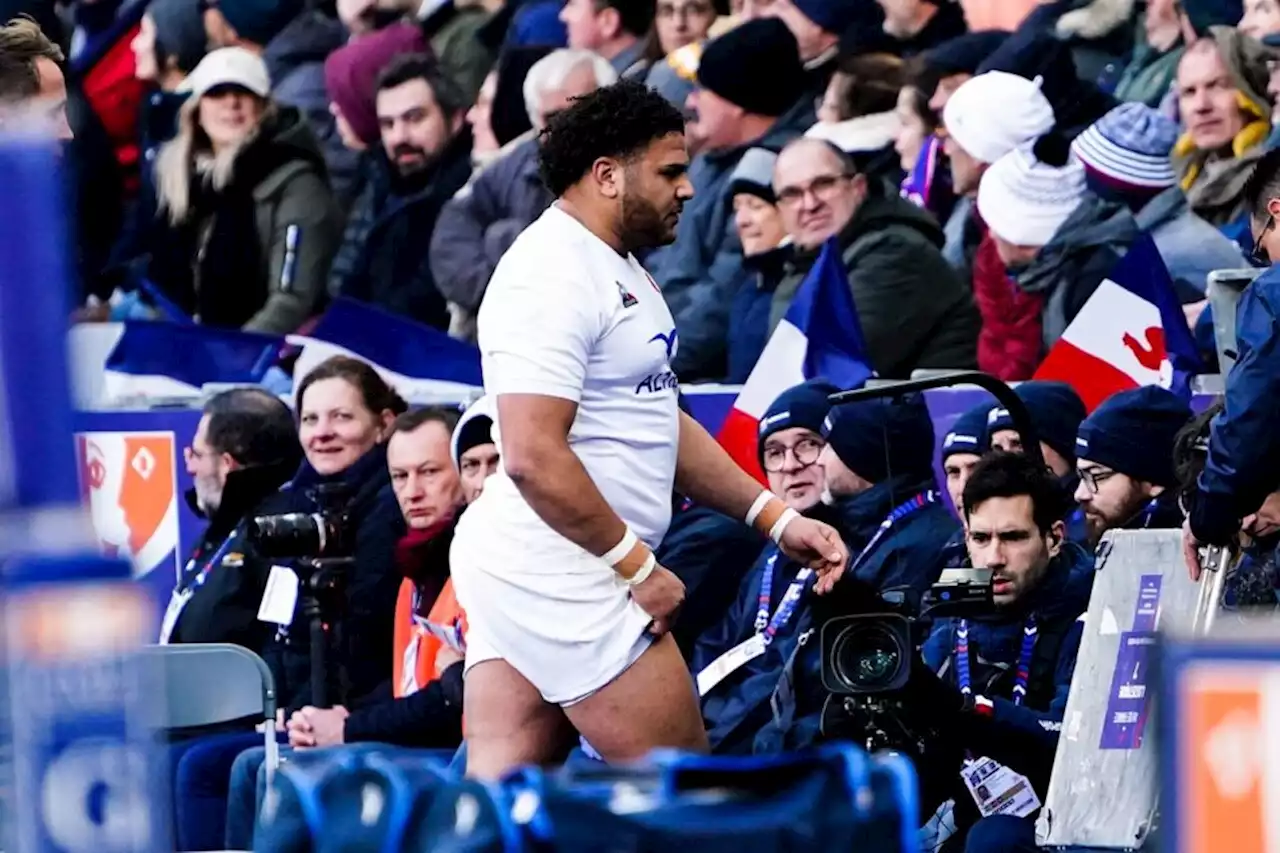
[695, 477, 957, 755]
[726, 243, 792, 383]
[921, 541, 1094, 793]
[1194, 264, 1280, 544]
[261, 443, 406, 712]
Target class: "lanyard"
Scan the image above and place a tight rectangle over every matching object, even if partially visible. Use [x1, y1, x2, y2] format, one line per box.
[956, 615, 1038, 706]
[177, 526, 240, 596]
[753, 491, 938, 645]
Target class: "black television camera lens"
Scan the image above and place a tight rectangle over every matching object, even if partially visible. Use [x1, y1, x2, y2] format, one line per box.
[821, 614, 913, 695]
[249, 512, 344, 559]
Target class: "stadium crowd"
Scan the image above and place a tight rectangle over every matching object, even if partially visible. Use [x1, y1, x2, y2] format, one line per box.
[6, 0, 1280, 849]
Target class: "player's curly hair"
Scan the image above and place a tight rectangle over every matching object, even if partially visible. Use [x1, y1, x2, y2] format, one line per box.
[537, 79, 685, 198]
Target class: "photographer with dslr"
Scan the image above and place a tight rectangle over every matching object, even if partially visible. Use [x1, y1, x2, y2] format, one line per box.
[918, 452, 1093, 852]
[258, 356, 408, 715]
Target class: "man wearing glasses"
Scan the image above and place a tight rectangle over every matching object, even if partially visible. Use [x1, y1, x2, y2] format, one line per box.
[1074, 386, 1191, 550]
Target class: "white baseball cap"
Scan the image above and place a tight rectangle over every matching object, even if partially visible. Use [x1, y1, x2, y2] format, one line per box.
[180, 47, 271, 100]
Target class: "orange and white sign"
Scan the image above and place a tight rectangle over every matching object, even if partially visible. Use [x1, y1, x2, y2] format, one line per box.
[75, 431, 181, 580]
[1176, 661, 1280, 853]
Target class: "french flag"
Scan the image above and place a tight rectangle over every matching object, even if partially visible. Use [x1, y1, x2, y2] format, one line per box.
[1033, 235, 1204, 412]
[717, 238, 874, 481]
[102, 322, 283, 402]
[289, 298, 483, 403]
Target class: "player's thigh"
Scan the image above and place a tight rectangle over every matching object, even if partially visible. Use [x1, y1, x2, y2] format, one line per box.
[463, 658, 571, 780]
[562, 632, 708, 763]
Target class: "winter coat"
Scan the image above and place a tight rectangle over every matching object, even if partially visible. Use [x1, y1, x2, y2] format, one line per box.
[264, 10, 362, 205]
[645, 102, 810, 380]
[1014, 192, 1140, 352]
[261, 442, 407, 713]
[166, 456, 300, 653]
[1137, 186, 1247, 293]
[695, 476, 957, 755]
[1175, 140, 1268, 229]
[330, 132, 474, 328]
[769, 190, 980, 378]
[422, 2, 495, 104]
[972, 219, 1046, 382]
[145, 107, 344, 333]
[429, 136, 553, 330]
[726, 243, 792, 383]
[1112, 25, 1182, 107]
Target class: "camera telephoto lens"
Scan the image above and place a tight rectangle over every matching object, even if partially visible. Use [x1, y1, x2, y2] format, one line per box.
[833, 624, 906, 692]
[248, 512, 328, 559]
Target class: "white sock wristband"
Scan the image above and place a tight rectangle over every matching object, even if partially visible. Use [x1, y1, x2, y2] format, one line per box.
[744, 490, 777, 527]
[602, 528, 639, 567]
[624, 551, 657, 586]
[769, 507, 800, 544]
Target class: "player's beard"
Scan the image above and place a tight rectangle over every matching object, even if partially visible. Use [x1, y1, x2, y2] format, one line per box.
[620, 190, 677, 252]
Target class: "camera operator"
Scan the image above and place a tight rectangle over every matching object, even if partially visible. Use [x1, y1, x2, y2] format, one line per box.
[1073, 386, 1190, 549]
[1184, 148, 1280, 579]
[939, 400, 997, 565]
[985, 381, 1090, 545]
[260, 356, 408, 714]
[163, 388, 301, 651]
[917, 452, 1093, 853]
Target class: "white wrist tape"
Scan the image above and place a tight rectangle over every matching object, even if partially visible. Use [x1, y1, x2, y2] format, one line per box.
[744, 490, 777, 527]
[602, 529, 639, 567]
[769, 507, 800, 544]
[624, 551, 657, 586]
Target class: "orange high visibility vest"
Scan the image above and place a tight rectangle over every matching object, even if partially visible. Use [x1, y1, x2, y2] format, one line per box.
[392, 578, 466, 699]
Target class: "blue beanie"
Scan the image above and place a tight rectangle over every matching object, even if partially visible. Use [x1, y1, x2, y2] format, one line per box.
[822, 394, 935, 485]
[758, 379, 838, 464]
[790, 0, 867, 36]
[942, 400, 995, 462]
[218, 0, 303, 47]
[1075, 386, 1192, 488]
[987, 381, 1086, 466]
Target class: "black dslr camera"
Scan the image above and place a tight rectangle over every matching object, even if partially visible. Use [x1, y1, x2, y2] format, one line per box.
[248, 483, 354, 559]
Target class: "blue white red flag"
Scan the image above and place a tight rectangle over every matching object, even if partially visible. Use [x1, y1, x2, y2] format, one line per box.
[103, 321, 282, 402]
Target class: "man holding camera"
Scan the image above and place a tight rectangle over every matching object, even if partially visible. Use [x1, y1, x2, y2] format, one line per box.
[918, 453, 1094, 852]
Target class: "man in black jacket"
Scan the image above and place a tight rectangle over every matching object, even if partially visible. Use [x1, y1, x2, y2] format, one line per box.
[162, 388, 301, 653]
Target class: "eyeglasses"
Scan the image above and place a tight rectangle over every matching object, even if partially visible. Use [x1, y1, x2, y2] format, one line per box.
[184, 445, 209, 465]
[761, 437, 824, 472]
[775, 174, 852, 209]
[1077, 467, 1118, 495]
[1251, 216, 1274, 267]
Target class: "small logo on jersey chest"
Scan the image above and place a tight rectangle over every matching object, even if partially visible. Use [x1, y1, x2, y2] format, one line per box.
[636, 328, 680, 395]
[617, 282, 638, 308]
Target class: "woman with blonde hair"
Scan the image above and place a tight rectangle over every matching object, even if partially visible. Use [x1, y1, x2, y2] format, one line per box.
[145, 47, 343, 334]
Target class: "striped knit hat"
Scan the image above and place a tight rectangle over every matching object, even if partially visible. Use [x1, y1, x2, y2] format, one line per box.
[1070, 103, 1178, 195]
[978, 144, 1086, 247]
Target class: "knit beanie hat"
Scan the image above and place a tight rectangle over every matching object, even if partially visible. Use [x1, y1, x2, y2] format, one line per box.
[1071, 102, 1178, 197]
[978, 143, 1086, 248]
[923, 30, 1011, 77]
[324, 23, 427, 148]
[1180, 0, 1244, 35]
[942, 71, 1055, 166]
[727, 147, 778, 207]
[453, 395, 496, 466]
[1075, 386, 1192, 488]
[822, 395, 936, 485]
[790, 0, 866, 35]
[697, 18, 805, 118]
[757, 379, 838, 466]
[987, 381, 1087, 466]
[218, 0, 303, 47]
[147, 0, 208, 75]
[942, 400, 995, 462]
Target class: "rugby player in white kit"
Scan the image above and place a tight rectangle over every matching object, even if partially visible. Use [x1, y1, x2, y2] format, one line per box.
[451, 80, 850, 780]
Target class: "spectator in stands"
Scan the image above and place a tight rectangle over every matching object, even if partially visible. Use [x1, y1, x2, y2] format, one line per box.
[920, 28, 1010, 113]
[726, 147, 791, 382]
[873, 0, 968, 56]
[917, 452, 1093, 851]
[1173, 28, 1273, 228]
[1240, 0, 1280, 39]
[261, 356, 407, 716]
[560, 0, 653, 77]
[204, 0, 358, 202]
[1112, 0, 1185, 106]
[896, 82, 953, 223]
[464, 45, 555, 172]
[646, 18, 808, 379]
[431, 48, 615, 339]
[978, 140, 1127, 357]
[144, 48, 343, 333]
[453, 395, 500, 500]
[804, 52, 905, 181]
[1071, 103, 1246, 295]
[763, 0, 863, 100]
[768, 137, 979, 378]
[0, 14, 70, 137]
[649, 0, 718, 58]
[324, 22, 428, 155]
[1073, 386, 1190, 547]
[164, 388, 302, 652]
[692, 381, 834, 754]
[938, 399, 996, 565]
[415, 0, 494, 103]
[329, 55, 472, 328]
[1184, 147, 1280, 577]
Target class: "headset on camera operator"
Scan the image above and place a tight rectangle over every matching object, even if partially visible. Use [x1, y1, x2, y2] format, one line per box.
[258, 356, 408, 715]
[161, 388, 301, 653]
[915, 452, 1093, 853]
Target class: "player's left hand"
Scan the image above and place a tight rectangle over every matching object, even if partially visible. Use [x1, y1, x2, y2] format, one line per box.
[777, 518, 848, 594]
